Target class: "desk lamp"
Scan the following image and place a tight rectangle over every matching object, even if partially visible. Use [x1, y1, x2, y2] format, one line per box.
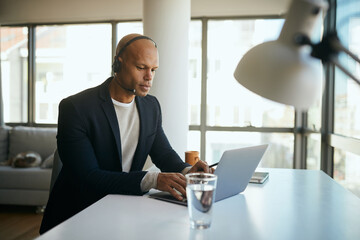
[234, 0, 360, 110]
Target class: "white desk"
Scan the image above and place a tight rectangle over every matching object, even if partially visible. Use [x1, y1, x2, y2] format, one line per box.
[36, 169, 360, 240]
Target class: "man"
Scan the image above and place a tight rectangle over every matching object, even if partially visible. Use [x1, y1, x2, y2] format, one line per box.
[40, 34, 210, 234]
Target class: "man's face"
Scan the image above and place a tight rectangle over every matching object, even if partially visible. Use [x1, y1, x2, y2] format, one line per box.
[118, 40, 159, 97]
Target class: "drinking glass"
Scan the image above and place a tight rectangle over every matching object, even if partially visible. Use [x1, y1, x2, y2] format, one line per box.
[186, 173, 217, 229]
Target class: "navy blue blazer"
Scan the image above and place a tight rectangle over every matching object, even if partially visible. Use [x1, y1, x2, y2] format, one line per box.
[40, 77, 189, 234]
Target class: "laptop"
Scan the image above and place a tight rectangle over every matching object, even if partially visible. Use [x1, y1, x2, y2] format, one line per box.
[149, 144, 268, 205]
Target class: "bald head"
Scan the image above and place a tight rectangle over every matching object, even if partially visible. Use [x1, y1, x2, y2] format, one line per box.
[113, 34, 157, 73]
[110, 33, 159, 102]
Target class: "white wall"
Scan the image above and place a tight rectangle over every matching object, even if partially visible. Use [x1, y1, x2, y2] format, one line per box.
[191, 0, 290, 17]
[0, 0, 290, 25]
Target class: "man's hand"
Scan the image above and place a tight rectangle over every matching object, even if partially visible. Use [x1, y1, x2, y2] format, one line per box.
[157, 173, 186, 200]
[188, 160, 215, 174]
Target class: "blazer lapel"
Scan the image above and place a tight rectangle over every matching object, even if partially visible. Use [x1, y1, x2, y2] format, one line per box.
[130, 96, 146, 171]
[99, 78, 122, 168]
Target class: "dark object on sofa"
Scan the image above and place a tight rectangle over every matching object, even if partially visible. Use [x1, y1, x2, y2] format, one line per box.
[12, 151, 42, 168]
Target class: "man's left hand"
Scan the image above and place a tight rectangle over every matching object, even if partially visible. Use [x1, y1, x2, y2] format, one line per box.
[188, 160, 214, 174]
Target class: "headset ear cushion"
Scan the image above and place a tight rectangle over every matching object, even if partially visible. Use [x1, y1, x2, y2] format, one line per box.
[112, 58, 121, 73]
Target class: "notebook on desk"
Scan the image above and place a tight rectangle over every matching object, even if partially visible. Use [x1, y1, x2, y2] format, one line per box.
[149, 144, 269, 206]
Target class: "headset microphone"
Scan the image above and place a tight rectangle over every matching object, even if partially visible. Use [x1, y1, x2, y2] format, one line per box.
[114, 75, 136, 94]
[123, 87, 136, 94]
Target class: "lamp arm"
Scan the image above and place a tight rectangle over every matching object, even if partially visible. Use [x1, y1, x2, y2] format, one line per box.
[331, 37, 360, 64]
[330, 57, 360, 85]
[308, 32, 360, 85]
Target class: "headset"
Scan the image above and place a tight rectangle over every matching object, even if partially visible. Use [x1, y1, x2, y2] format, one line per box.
[112, 35, 157, 73]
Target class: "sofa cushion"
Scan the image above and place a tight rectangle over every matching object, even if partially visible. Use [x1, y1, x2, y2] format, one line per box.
[0, 166, 51, 190]
[0, 126, 10, 163]
[9, 126, 57, 161]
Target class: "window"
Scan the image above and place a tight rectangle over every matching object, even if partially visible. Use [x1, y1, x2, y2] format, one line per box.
[116, 22, 143, 42]
[1, 27, 28, 123]
[332, 0, 360, 197]
[188, 18, 296, 168]
[334, 16, 360, 138]
[205, 131, 294, 167]
[206, 19, 292, 128]
[35, 24, 112, 123]
[0, 21, 148, 125]
[334, 148, 360, 197]
[188, 20, 202, 126]
[306, 133, 321, 170]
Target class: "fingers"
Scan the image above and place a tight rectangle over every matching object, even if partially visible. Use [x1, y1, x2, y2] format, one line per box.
[157, 173, 186, 200]
[188, 160, 210, 173]
[168, 182, 186, 200]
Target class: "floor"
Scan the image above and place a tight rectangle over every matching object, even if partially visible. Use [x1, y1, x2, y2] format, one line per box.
[0, 205, 43, 240]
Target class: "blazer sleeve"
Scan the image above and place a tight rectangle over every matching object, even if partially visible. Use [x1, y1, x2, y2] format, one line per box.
[57, 97, 146, 198]
[148, 97, 191, 172]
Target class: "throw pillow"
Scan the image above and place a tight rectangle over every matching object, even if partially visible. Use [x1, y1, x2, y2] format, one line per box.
[12, 151, 42, 168]
[40, 153, 54, 169]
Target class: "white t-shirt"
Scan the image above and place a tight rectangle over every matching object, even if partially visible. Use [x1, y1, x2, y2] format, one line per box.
[112, 98, 158, 192]
[112, 98, 190, 192]
[112, 98, 139, 172]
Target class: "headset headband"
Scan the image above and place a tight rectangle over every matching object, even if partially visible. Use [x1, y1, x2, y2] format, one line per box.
[116, 35, 157, 59]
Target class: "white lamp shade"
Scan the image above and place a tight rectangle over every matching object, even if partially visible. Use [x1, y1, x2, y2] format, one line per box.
[233, 0, 328, 110]
[234, 40, 322, 110]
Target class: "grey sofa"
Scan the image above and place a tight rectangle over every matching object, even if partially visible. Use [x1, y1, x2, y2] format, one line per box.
[0, 126, 57, 207]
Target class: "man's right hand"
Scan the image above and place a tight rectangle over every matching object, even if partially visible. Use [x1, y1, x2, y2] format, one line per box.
[156, 173, 186, 201]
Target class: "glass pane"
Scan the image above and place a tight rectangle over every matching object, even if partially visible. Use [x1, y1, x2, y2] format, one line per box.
[116, 22, 143, 42]
[1, 26, 28, 123]
[207, 19, 295, 128]
[205, 131, 293, 168]
[187, 130, 200, 156]
[188, 20, 202, 126]
[307, 15, 324, 131]
[334, 148, 360, 198]
[35, 24, 112, 123]
[307, 93, 323, 131]
[334, 1, 360, 138]
[306, 133, 321, 170]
